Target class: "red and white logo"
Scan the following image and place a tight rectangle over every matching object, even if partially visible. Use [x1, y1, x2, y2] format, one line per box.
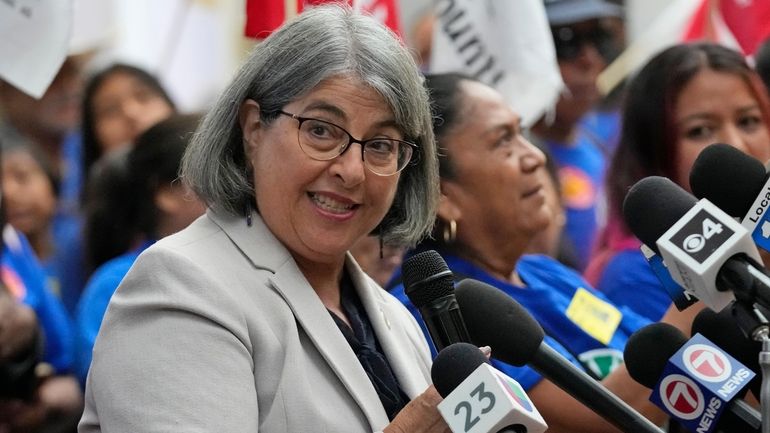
[659, 374, 705, 420]
[682, 344, 731, 382]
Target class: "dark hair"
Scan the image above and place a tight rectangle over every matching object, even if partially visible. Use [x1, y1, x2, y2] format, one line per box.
[181, 5, 438, 247]
[81, 63, 176, 177]
[83, 114, 199, 271]
[606, 42, 770, 228]
[424, 72, 475, 180]
[0, 133, 61, 200]
[127, 114, 201, 239]
[755, 37, 770, 92]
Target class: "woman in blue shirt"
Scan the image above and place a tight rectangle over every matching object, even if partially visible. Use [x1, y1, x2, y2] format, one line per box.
[390, 73, 699, 432]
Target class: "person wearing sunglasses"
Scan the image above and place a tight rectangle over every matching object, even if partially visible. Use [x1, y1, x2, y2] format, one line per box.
[529, 0, 623, 272]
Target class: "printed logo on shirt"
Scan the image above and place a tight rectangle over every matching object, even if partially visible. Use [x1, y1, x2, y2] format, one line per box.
[565, 287, 622, 345]
[578, 348, 623, 379]
[559, 166, 596, 210]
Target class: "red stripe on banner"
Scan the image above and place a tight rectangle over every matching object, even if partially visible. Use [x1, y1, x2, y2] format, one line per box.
[681, 0, 770, 54]
[719, 0, 770, 54]
[245, 0, 401, 39]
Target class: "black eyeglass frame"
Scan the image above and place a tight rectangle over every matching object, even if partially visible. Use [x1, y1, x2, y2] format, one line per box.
[275, 110, 418, 176]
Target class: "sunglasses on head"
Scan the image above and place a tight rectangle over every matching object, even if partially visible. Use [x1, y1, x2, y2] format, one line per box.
[551, 25, 615, 61]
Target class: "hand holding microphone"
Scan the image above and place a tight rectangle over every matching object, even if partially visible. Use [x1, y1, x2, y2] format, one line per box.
[432, 343, 547, 433]
[402, 250, 470, 352]
[453, 278, 664, 433]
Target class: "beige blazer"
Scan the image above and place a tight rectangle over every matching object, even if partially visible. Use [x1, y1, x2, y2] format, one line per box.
[79, 208, 432, 433]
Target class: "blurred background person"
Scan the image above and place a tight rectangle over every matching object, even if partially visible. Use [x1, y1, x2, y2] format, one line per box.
[0, 56, 89, 313]
[0, 172, 82, 432]
[75, 114, 205, 385]
[79, 64, 176, 273]
[1, 141, 86, 317]
[530, 0, 624, 271]
[586, 42, 770, 322]
[80, 63, 176, 180]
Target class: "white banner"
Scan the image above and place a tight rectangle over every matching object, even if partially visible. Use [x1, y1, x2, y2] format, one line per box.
[430, 0, 564, 127]
[0, 0, 73, 98]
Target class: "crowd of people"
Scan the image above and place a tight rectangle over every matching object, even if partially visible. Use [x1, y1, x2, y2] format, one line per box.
[2, 0, 770, 431]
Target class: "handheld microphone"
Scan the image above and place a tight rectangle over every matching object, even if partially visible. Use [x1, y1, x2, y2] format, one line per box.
[624, 323, 760, 433]
[453, 278, 664, 433]
[623, 176, 770, 312]
[692, 307, 762, 399]
[432, 343, 548, 433]
[401, 250, 471, 352]
[689, 143, 770, 252]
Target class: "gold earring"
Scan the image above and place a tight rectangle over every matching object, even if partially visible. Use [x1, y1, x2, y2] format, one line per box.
[443, 219, 457, 244]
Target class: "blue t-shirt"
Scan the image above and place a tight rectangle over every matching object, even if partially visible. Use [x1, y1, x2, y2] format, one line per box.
[545, 128, 607, 271]
[596, 249, 671, 322]
[390, 252, 650, 391]
[75, 241, 153, 384]
[44, 217, 85, 315]
[52, 130, 86, 314]
[2, 227, 74, 373]
[579, 109, 621, 155]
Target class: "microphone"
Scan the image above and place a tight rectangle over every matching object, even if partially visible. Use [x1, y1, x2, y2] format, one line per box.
[692, 307, 762, 399]
[640, 243, 698, 311]
[453, 278, 665, 433]
[624, 323, 760, 433]
[432, 342, 548, 433]
[401, 250, 471, 352]
[622, 176, 769, 312]
[689, 143, 770, 252]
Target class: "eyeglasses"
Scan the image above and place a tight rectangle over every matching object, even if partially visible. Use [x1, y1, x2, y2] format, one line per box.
[276, 110, 417, 176]
[551, 25, 615, 61]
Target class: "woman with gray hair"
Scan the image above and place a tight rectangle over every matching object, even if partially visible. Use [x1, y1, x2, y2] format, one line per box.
[79, 5, 446, 433]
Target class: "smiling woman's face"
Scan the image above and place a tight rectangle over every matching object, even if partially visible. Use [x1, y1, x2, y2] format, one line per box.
[439, 80, 553, 250]
[241, 75, 403, 267]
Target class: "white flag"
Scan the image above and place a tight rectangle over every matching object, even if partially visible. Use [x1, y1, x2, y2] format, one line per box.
[0, 0, 73, 98]
[430, 0, 564, 127]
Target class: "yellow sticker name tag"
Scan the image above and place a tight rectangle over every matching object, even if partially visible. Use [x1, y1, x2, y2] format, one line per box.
[565, 287, 622, 345]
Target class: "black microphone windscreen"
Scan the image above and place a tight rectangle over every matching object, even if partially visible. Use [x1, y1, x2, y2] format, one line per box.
[689, 143, 767, 217]
[454, 279, 545, 367]
[401, 250, 454, 308]
[622, 176, 698, 253]
[623, 322, 688, 389]
[431, 342, 488, 398]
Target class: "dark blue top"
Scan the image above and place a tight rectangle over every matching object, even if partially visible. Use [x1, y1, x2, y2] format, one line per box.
[595, 248, 672, 322]
[2, 227, 74, 373]
[390, 252, 650, 391]
[75, 241, 153, 384]
[545, 128, 607, 271]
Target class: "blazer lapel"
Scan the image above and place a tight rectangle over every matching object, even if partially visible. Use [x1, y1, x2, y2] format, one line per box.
[348, 256, 431, 399]
[208, 208, 390, 429]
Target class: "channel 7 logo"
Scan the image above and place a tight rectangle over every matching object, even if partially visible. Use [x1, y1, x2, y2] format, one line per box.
[669, 209, 734, 264]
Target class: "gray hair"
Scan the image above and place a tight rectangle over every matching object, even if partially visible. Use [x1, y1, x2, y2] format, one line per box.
[181, 4, 438, 246]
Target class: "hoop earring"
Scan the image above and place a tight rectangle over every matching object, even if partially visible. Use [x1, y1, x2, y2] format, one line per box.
[443, 219, 457, 244]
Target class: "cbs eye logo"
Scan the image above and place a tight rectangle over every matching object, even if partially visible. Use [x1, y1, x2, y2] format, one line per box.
[682, 218, 723, 253]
